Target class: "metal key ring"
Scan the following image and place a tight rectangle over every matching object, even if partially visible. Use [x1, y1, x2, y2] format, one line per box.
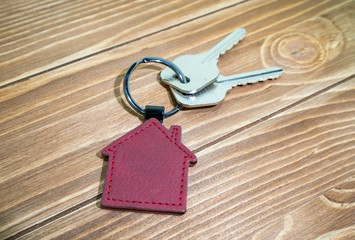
[123, 57, 187, 118]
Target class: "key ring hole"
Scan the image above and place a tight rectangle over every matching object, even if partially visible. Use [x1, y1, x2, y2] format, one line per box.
[123, 57, 187, 118]
[173, 74, 190, 83]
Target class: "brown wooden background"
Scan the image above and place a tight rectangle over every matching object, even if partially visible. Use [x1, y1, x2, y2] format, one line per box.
[1, 0, 354, 239]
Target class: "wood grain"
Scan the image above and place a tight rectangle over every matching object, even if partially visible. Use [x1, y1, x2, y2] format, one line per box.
[0, 0, 242, 87]
[15, 77, 355, 240]
[0, 0, 354, 239]
[251, 178, 355, 240]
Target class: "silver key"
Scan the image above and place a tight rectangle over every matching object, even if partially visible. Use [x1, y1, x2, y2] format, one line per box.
[170, 67, 283, 108]
[160, 28, 247, 94]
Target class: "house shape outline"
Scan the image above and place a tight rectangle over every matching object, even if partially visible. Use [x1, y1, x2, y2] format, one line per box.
[101, 118, 197, 213]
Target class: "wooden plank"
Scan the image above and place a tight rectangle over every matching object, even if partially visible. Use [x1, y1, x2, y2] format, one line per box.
[0, 0, 241, 87]
[18, 79, 355, 239]
[250, 179, 355, 240]
[1, 0, 354, 238]
[245, 180, 355, 239]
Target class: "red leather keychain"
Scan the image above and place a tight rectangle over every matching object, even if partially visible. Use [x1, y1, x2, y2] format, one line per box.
[101, 57, 197, 214]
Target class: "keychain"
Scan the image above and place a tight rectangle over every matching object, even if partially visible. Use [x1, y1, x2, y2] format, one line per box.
[101, 29, 283, 214]
[101, 57, 197, 214]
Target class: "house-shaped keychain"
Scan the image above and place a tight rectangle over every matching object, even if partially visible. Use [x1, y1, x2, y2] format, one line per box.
[101, 118, 197, 213]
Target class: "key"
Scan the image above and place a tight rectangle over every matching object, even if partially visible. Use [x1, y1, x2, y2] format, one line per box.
[160, 28, 247, 94]
[170, 67, 283, 108]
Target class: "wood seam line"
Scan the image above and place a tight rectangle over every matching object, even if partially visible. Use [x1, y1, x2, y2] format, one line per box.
[5, 74, 354, 240]
[0, 0, 89, 30]
[193, 74, 355, 154]
[0, 0, 248, 90]
[5, 195, 102, 240]
[0, 0, 49, 15]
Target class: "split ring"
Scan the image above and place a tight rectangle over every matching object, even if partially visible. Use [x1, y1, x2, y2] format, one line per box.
[123, 57, 187, 118]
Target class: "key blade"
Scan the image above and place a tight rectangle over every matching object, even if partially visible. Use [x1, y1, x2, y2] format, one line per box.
[217, 67, 283, 88]
[203, 28, 247, 63]
[171, 67, 284, 108]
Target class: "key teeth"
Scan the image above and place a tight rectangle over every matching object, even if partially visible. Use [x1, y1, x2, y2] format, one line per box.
[224, 35, 245, 57]
[224, 35, 245, 55]
[215, 36, 245, 60]
[237, 74, 280, 87]
[207, 29, 247, 62]
[267, 75, 279, 80]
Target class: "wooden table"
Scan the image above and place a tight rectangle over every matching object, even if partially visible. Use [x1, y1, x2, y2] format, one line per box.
[1, 0, 354, 239]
